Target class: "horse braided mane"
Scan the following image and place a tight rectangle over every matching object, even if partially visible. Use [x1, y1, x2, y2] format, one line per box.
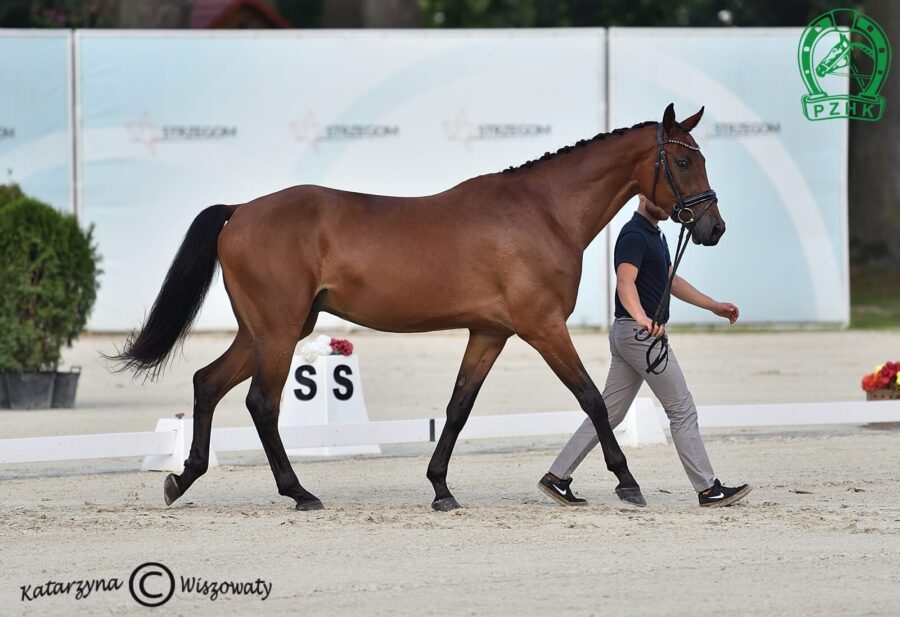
[501, 120, 656, 174]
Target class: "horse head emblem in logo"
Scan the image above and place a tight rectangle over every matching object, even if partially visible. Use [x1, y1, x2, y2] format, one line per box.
[798, 8, 891, 121]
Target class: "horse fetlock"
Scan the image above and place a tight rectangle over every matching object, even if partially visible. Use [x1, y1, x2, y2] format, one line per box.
[605, 453, 629, 475]
[426, 465, 447, 485]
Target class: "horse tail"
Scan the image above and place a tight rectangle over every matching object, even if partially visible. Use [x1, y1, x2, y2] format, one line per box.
[110, 204, 236, 380]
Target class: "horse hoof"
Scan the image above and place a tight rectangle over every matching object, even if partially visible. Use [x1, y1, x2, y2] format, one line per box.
[615, 486, 647, 507]
[163, 474, 182, 506]
[432, 497, 461, 512]
[295, 498, 325, 511]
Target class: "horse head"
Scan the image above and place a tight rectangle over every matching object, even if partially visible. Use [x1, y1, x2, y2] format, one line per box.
[638, 104, 726, 247]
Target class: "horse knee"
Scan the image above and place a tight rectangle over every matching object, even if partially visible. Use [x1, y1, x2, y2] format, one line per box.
[443, 413, 467, 434]
[580, 391, 609, 426]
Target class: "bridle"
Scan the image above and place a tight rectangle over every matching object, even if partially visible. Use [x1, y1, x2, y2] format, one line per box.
[649, 122, 717, 226]
[635, 122, 718, 374]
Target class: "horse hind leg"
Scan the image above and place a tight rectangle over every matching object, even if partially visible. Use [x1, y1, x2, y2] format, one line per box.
[428, 330, 508, 511]
[164, 328, 253, 506]
[245, 327, 324, 511]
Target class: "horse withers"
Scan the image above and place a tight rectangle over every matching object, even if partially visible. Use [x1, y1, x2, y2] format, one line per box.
[111, 104, 724, 512]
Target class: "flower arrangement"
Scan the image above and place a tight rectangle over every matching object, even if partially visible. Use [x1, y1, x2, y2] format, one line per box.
[299, 335, 354, 363]
[861, 361, 900, 393]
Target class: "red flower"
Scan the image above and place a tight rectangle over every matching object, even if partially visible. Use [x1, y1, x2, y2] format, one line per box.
[862, 373, 879, 391]
[330, 338, 354, 356]
[862, 360, 900, 391]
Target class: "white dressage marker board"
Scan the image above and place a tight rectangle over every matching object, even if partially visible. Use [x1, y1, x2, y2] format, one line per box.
[279, 354, 380, 456]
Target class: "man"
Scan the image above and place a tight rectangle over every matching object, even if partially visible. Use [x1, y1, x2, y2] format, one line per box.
[538, 195, 751, 508]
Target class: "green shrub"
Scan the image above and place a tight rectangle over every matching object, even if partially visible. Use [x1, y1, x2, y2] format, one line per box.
[0, 182, 24, 209]
[0, 187, 100, 371]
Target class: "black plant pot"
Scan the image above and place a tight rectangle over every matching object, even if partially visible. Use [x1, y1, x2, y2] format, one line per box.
[5, 372, 56, 410]
[52, 367, 81, 409]
[0, 373, 9, 409]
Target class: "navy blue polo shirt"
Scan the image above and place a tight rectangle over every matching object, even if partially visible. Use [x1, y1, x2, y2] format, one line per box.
[613, 212, 672, 323]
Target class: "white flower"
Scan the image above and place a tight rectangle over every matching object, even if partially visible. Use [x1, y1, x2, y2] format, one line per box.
[299, 341, 320, 363]
[314, 334, 334, 356]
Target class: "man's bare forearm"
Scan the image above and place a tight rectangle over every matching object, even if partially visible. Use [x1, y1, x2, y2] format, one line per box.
[617, 278, 648, 321]
[671, 274, 716, 311]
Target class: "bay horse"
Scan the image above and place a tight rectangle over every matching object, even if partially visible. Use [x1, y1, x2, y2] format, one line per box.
[113, 104, 724, 512]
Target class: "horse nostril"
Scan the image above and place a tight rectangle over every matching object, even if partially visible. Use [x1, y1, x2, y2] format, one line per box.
[712, 223, 725, 238]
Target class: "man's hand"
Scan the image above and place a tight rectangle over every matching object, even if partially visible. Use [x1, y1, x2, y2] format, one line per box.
[712, 302, 739, 324]
[637, 315, 666, 338]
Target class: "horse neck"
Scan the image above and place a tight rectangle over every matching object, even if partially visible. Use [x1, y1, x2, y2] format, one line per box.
[532, 126, 654, 249]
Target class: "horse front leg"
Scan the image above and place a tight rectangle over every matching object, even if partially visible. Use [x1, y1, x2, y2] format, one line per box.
[427, 330, 509, 511]
[521, 318, 644, 506]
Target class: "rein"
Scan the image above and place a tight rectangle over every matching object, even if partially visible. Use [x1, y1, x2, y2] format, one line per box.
[635, 123, 717, 374]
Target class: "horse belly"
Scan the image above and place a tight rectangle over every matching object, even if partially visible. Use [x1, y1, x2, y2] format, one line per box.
[320, 255, 505, 333]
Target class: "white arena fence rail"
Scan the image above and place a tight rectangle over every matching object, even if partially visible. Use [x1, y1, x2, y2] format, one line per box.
[2, 399, 900, 472]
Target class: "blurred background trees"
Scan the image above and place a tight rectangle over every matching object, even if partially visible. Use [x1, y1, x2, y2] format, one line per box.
[0, 0, 865, 31]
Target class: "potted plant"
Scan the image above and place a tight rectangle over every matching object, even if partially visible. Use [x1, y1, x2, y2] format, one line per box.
[861, 361, 900, 400]
[0, 185, 100, 409]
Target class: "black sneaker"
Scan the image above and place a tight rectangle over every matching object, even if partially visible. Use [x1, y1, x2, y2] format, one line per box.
[538, 473, 587, 507]
[699, 479, 752, 507]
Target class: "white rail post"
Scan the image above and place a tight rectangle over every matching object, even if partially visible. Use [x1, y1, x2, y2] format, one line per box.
[619, 398, 667, 446]
[141, 417, 218, 473]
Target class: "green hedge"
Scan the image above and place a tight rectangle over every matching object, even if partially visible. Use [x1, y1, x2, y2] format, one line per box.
[0, 187, 100, 371]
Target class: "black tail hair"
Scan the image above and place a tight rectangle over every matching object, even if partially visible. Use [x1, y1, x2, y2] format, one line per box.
[109, 204, 234, 380]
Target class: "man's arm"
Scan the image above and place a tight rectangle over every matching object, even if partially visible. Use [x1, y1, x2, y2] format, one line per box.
[670, 270, 740, 324]
[617, 263, 665, 337]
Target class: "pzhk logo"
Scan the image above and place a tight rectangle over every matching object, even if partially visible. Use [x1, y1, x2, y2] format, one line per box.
[126, 112, 238, 154]
[443, 110, 551, 150]
[290, 111, 399, 152]
[799, 8, 892, 121]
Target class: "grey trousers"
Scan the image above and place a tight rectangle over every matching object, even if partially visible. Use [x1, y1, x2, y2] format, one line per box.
[549, 318, 716, 492]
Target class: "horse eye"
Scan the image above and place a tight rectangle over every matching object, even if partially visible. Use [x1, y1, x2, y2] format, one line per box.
[677, 159, 689, 169]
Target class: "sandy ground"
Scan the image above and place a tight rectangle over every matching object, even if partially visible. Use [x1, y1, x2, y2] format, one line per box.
[2, 329, 900, 615]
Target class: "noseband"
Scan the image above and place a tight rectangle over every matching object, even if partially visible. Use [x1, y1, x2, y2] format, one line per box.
[636, 123, 719, 374]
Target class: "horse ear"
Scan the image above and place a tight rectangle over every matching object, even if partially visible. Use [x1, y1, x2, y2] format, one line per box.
[680, 107, 705, 132]
[662, 103, 676, 132]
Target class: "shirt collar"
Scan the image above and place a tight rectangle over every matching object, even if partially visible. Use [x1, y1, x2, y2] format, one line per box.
[632, 211, 660, 233]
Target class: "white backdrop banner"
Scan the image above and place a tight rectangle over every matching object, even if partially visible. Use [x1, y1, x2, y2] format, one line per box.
[0, 31, 72, 212]
[77, 30, 608, 331]
[608, 28, 849, 325]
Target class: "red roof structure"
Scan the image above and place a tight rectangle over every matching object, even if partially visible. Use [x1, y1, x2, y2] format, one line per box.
[191, 0, 291, 29]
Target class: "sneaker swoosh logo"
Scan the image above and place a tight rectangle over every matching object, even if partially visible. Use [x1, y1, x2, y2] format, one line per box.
[552, 484, 568, 496]
[707, 493, 725, 500]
